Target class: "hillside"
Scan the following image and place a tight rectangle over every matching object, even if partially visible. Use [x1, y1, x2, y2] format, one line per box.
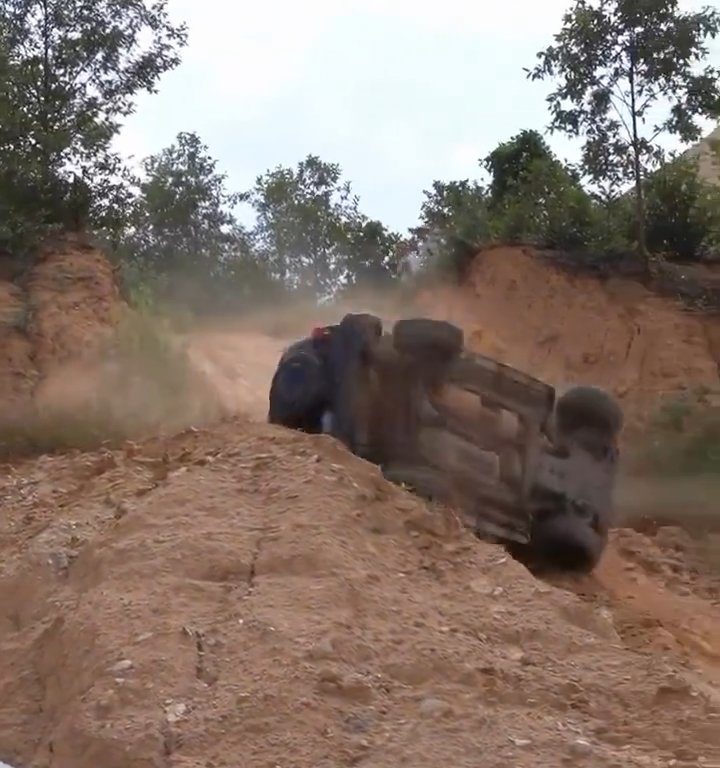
[1, 417, 719, 768]
[0, 238, 718, 768]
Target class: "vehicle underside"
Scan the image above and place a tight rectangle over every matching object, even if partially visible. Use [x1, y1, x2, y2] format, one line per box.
[268, 313, 623, 573]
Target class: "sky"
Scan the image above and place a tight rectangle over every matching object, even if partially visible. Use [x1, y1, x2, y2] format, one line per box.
[114, 0, 720, 233]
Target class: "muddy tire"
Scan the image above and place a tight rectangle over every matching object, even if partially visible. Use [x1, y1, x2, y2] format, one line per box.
[382, 464, 451, 502]
[340, 312, 383, 342]
[510, 513, 609, 574]
[554, 386, 623, 441]
[392, 318, 464, 359]
[532, 513, 608, 573]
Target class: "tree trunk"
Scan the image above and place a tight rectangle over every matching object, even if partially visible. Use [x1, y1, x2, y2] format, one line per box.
[628, 42, 650, 277]
[632, 151, 648, 266]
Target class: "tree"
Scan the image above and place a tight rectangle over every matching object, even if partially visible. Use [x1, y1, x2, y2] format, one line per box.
[118, 132, 271, 311]
[528, 0, 720, 266]
[490, 155, 601, 250]
[404, 180, 487, 279]
[644, 156, 720, 261]
[245, 155, 365, 296]
[481, 130, 601, 249]
[342, 219, 401, 289]
[0, 0, 187, 250]
[123, 132, 242, 274]
[419, 179, 489, 244]
[484, 129, 556, 206]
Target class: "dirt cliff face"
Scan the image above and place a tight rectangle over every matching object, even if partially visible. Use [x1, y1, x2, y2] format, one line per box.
[415, 246, 720, 433]
[0, 236, 228, 451]
[0, 235, 122, 422]
[0, 279, 35, 417]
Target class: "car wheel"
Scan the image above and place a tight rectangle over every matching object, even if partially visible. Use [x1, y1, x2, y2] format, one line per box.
[392, 318, 464, 360]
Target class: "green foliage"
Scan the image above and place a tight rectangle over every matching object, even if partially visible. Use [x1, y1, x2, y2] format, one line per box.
[490, 157, 603, 250]
[484, 130, 556, 206]
[481, 130, 603, 250]
[644, 156, 720, 262]
[115, 132, 280, 314]
[245, 155, 358, 295]
[419, 180, 490, 245]
[342, 219, 401, 289]
[0, 0, 187, 253]
[414, 131, 611, 277]
[123, 132, 242, 275]
[115, 148, 401, 309]
[412, 180, 490, 279]
[245, 154, 400, 296]
[529, 0, 720, 261]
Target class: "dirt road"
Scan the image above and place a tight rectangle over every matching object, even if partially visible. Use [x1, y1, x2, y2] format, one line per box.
[184, 328, 289, 419]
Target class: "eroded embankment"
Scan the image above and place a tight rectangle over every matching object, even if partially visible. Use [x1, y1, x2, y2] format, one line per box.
[415, 245, 720, 434]
[0, 236, 121, 421]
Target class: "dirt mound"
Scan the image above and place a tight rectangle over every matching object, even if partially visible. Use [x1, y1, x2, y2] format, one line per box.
[0, 235, 122, 421]
[1, 240, 719, 767]
[0, 420, 718, 768]
[415, 245, 720, 433]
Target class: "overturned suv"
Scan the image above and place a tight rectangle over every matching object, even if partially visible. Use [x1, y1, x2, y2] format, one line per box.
[268, 313, 623, 573]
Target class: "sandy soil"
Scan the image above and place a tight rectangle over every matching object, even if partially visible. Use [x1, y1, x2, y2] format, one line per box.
[0, 415, 718, 768]
[0, 240, 718, 768]
[414, 246, 720, 435]
[0, 235, 121, 428]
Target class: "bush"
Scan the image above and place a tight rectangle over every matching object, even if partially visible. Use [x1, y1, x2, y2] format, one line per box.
[489, 157, 603, 250]
[413, 233, 479, 282]
[644, 158, 720, 263]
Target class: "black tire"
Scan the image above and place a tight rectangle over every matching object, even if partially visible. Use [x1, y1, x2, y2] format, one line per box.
[368, 333, 400, 367]
[529, 512, 608, 573]
[554, 386, 623, 441]
[381, 463, 451, 502]
[339, 313, 383, 363]
[392, 318, 464, 359]
[340, 312, 383, 340]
